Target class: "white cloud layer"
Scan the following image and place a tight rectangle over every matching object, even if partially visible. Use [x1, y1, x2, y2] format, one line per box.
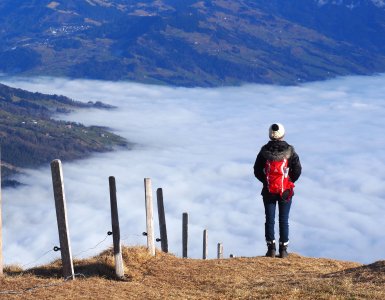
[1, 74, 385, 267]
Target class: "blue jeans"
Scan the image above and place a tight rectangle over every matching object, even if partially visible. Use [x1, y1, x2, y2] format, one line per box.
[263, 194, 292, 243]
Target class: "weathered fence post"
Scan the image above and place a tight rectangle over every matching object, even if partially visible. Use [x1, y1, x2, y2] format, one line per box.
[156, 188, 168, 253]
[203, 229, 208, 260]
[0, 147, 3, 276]
[144, 178, 155, 256]
[109, 176, 125, 278]
[217, 243, 223, 259]
[182, 212, 188, 258]
[50, 159, 75, 280]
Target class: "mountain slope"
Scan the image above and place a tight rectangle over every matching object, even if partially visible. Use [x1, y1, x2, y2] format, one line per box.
[0, 83, 128, 186]
[2, 246, 385, 299]
[1, 0, 385, 86]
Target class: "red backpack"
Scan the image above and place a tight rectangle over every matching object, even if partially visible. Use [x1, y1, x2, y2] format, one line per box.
[264, 158, 295, 199]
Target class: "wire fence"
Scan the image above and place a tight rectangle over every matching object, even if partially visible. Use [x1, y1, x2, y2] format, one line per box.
[10, 229, 148, 274]
[17, 230, 145, 270]
[0, 175, 177, 296]
[0, 208, 217, 297]
[0, 230, 145, 296]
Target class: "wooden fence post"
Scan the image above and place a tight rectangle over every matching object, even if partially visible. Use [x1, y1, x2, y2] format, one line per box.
[144, 178, 155, 256]
[50, 159, 75, 280]
[0, 147, 3, 276]
[156, 188, 168, 253]
[203, 229, 208, 260]
[217, 243, 223, 259]
[182, 212, 188, 258]
[109, 176, 125, 278]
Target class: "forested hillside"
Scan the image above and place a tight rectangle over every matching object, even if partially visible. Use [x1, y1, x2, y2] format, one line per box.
[1, 0, 385, 86]
[0, 83, 128, 186]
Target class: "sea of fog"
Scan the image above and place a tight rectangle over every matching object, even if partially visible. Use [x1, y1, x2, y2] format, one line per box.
[1, 75, 385, 267]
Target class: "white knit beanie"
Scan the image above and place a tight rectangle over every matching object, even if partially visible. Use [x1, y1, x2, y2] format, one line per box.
[269, 123, 285, 140]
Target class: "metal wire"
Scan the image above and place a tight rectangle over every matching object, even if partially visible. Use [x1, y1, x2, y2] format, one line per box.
[16, 230, 138, 269]
[21, 248, 55, 269]
[1, 229, 144, 296]
[0, 229, 144, 295]
[73, 233, 111, 258]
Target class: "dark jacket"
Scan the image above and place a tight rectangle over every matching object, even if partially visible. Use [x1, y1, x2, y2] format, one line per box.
[253, 140, 302, 198]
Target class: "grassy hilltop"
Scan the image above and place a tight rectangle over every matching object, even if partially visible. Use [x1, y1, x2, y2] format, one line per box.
[1, 246, 384, 299]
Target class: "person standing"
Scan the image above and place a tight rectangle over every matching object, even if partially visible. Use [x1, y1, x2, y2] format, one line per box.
[253, 123, 302, 258]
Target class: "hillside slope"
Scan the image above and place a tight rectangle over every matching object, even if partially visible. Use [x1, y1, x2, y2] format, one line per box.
[1, 246, 385, 299]
[1, 0, 385, 86]
[0, 82, 128, 186]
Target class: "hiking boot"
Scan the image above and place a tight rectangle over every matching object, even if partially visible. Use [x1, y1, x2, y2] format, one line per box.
[265, 241, 276, 258]
[279, 242, 289, 258]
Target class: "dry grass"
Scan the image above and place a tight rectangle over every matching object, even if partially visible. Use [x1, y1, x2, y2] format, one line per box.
[1, 246, 384, 299]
